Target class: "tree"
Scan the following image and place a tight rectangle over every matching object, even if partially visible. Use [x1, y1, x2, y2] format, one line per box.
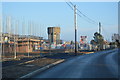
[91, 32, 104, 50]
[70, 41, 74, 45]
[115, 39, 120, 48]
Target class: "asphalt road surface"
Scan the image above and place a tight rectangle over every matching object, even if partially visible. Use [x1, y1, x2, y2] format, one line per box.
[32, 49, 119, 78]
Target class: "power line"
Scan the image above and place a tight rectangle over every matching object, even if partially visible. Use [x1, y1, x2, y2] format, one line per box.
[76, 13, 81, 17]
[66, 2, 81, 17]
[69, 1, 74, 6]
[66, 2, 73, 10]
[77, 9, 97, 24]
[66, 1, 98, 25]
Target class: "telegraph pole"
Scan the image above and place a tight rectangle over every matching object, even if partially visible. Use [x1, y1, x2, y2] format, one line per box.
[74, 5, 77, 55]
[99, 22, 103, 50]
[99, 22, 101, 34]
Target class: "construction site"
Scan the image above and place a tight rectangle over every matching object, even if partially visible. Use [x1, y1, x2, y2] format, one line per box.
[1, 33, 46, 58]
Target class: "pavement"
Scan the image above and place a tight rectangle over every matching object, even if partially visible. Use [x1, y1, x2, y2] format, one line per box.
[31, 48, 119, 78]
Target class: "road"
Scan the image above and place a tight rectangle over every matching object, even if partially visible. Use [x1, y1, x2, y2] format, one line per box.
[32, 49, 119, 78]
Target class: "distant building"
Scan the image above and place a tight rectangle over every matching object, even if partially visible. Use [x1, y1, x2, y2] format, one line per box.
[79, 36, 88, 50]
[112, 33, 120, 42]
[80, 36, 87, 44]
[47, 27, 61, 45]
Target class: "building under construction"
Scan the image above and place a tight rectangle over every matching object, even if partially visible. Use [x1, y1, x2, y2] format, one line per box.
[47, 27, 61, 45]
[1, 33, 44, 57]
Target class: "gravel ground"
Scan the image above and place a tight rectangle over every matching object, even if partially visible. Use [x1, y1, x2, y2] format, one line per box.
[2, 58, 61, 79]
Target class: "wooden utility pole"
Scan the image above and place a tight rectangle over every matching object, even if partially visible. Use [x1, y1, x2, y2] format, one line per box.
[99, 22, 101, 34]
[74, 5, 77, 55]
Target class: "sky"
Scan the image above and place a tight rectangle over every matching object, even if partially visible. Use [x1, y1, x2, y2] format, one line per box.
[2, 2, 118, 42]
